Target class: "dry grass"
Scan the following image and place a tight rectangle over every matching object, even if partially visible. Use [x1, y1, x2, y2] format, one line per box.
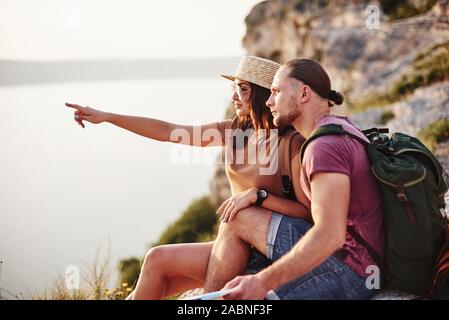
[31, 243, 133, 300]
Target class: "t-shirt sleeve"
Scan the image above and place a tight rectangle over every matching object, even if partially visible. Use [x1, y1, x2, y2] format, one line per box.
[302, 136, 353, 182]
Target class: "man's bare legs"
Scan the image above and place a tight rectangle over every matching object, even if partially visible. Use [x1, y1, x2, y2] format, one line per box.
[129, 241, 213, 299]
[203, 206, 273, 292]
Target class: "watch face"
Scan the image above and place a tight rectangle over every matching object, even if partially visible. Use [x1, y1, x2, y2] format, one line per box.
[256, 189, 268, 206]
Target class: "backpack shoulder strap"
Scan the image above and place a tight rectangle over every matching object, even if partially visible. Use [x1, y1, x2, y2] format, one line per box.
[299, 124, 369, 162]
[347, 225, 385, 272]
[279, 129, 298, 200]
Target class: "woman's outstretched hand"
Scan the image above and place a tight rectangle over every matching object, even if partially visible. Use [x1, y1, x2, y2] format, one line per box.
[65, 103, 108, 128]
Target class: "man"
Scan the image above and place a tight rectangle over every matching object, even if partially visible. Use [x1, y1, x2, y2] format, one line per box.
[203, 58, 384, 299]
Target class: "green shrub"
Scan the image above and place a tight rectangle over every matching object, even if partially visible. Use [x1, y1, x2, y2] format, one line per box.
[380, 110, 395, 124]
[380, 0, 437, 20]
[418, 119, 449, 151]
[154, 196, 218, 246]
[118, 257, 141, 289]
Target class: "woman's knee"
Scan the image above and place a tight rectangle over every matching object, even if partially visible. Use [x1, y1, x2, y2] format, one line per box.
[218, 206, 263, 236]
[143, 246, 170, 273]
[217, 207, 272, 249]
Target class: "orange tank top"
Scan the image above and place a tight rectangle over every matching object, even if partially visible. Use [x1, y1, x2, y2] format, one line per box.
[217, 120, 304, 197]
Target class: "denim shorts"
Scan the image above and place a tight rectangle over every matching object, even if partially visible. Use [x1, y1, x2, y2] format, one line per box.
[245, 212, 378, 300]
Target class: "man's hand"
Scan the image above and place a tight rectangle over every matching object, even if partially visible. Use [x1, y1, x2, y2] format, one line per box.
[217, 188, 258, 222]
[221, 274, 270, 300]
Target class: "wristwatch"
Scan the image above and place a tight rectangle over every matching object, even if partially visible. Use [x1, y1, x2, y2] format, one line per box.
[255, 189, 268, 206]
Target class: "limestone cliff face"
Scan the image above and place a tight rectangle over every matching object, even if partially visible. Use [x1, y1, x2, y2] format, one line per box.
[209, 0, 449, 208]
[243, 0, 448, 101]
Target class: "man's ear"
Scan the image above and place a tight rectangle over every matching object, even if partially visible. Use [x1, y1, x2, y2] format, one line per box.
[299, 85, 311, 103]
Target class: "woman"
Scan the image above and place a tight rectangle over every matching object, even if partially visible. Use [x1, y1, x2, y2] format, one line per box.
[65, 56, 311, 299]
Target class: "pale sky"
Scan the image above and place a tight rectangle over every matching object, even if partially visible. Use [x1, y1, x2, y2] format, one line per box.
[0, 0, 262, 60]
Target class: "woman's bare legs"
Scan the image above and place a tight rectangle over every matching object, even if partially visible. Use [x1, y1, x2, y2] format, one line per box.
[126, 274, 203, 300]
[128, 241, 214, 300]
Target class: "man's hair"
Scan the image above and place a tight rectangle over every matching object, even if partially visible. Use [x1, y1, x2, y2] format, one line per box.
[284, 58, 344, 106]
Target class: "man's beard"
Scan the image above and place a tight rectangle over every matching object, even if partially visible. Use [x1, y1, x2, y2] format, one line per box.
[275, 96, 301, 127]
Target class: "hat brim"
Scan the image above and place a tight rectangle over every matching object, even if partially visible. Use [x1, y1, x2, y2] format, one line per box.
[220, 74, 272, 89]
[220, 74, 236, 82]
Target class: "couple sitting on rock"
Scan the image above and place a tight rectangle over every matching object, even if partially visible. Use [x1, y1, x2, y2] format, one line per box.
[66, 56, 384, 300]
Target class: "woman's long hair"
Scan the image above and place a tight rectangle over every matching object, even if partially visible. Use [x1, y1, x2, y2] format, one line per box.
[230, 82, 292, 148]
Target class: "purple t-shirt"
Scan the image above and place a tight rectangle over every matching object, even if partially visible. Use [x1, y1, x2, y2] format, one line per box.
[300, 114, 384, 278]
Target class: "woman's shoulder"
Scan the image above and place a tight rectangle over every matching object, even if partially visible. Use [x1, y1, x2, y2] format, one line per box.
[284, 129, 306, 159]
[291, 130, 306, 145]
[216, 119, 234, 132]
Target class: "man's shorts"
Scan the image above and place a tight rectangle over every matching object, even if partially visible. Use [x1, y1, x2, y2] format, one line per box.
[245, 212, 378, 300]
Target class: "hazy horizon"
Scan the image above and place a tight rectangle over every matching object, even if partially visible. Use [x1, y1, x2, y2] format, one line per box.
[0, 57, 241, 86]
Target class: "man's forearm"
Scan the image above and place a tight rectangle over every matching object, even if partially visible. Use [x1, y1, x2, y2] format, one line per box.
[256, 226, 344, 290]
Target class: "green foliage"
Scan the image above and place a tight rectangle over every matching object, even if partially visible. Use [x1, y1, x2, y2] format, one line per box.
[380, 0, 437, 20]
[380, 110, 395, 124]
[118, 257, 141, 289]
[418, 119, 449, 151]
[313, 48, 323, 63]
[153, 196, 218, 246]
[414, 42, 449, 82]
[294, 0, 329, 12]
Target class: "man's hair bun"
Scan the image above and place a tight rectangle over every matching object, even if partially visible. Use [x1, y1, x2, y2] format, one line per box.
[328, 90, 344, 106]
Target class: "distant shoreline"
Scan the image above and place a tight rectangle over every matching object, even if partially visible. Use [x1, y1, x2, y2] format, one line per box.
[0, 57, 240, 86]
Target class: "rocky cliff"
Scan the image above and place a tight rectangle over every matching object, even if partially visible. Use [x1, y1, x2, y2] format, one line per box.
[209, 0, 449, 210]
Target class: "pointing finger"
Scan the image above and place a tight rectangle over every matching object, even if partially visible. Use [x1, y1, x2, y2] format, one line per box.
[65, 103, 85, 112]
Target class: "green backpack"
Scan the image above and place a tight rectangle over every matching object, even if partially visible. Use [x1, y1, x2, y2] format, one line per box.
[299, 124, 448, 295]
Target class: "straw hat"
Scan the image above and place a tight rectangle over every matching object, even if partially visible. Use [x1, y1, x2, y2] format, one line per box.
[221, 56, 280, 89]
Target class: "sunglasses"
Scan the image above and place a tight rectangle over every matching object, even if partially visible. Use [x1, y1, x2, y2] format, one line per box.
[233, 83, 251, 100]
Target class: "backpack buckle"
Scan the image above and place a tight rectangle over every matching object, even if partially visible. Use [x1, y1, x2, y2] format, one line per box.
[397, 192, 408, 202]
[396, 181, 408, 202]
